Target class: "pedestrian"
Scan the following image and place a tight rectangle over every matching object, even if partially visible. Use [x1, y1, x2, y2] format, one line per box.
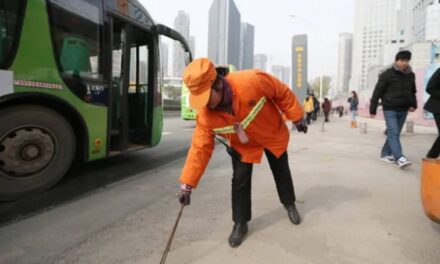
[177, 58, 307, 248]
[424, 68, 440, 159]
[370, 50, 417, 168]
[338, 105, 344, 118]
[312, 95, 320, 121]
[348, 91, 359, 128]
[303, 95, 314, 125]
[322, 98, 332, 122]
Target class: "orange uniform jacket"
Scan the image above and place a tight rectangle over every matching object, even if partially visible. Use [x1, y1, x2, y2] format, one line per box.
[179, 70, 304, 188]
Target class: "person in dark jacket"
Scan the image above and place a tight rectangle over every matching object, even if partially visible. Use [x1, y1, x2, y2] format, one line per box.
[338, 105, 344, 117]
[424, 68, 440, 159]
[322, 98, 332, 122]
[348, 91, 359, 128]
[370, 50, 417, 169]
[348, 91, 359, 121]
[312, 95, 320, 121]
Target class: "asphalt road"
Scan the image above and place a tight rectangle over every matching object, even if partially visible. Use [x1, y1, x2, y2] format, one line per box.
[0, 115, 196, 226]
[1, 116, 439, 264]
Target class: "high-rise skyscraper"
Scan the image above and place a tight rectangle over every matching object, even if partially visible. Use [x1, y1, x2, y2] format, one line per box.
[283, 67, 291, 86]
[173, 11, 190, 77]
[413, 0, 435, 42]
[240, 22, 255, 70]
[208, 0, 241, 68]
[271, 65, 290, 85]
[190, 36, 196, 57]
[254, 54, 268, 71]
[425, 1, 440, 41]
[350, 0, 398, 91]
[336, 33, 353, 94]
[291, 35, 308, 103]
[160, 42, 169, 77]
[397, 0, 415, 45]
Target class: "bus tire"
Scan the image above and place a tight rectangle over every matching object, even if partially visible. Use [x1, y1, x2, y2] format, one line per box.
[0, 105, 76, 201]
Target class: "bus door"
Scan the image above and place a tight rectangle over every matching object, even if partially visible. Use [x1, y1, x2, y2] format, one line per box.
[109, 18, 154, 152]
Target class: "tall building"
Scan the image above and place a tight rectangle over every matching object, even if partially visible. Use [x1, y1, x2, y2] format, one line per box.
[271, 65, 290, 85]
[283, 67, 291, 85]
[291, 35, 308, 103]
[336, 33, 353, 94]
[413, 0, 435, 42]
[350, 0, 398, 91]
[173, 11, 190, 77]
[208, 0, 241, 68]
[240, 22, 255, 70]
[190, 36, 196, 57]
[381, 41, 405, 66]
[254, 54, 268, 71]
[426, 1, 440, 41]
[397, 0, 415, 45]
[160, 42, 169, 77]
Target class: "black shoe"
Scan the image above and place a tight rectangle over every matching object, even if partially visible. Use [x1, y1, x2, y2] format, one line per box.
[284, 204, 301, 225]
[228, 223, 248, 248]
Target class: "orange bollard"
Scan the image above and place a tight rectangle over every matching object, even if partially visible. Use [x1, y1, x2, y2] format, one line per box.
[421, 158, 440, 224]
[350, 121, 357, 128]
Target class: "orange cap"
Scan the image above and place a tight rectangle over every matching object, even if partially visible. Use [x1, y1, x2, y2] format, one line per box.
[183, 58, 217, 109]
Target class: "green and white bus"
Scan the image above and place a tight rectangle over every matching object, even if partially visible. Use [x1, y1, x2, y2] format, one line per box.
[181, 64, 236, 120]
[0, 0, 192, 200]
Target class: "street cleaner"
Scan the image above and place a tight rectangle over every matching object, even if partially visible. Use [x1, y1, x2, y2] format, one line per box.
[177, 58, 307, 248]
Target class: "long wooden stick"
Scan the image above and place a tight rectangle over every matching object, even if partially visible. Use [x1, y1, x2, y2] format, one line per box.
[159, 204, 185, 264]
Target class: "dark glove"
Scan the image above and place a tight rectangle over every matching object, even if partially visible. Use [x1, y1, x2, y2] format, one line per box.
[293, 119, 308, 134]
[179, 184, 192, 206]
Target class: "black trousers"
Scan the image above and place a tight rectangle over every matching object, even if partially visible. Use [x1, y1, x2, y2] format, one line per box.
[324, 112, 330, 122]
[231, 149, 296, 223]
[306, 112, 312, 124]
[427, 113, 440, 158]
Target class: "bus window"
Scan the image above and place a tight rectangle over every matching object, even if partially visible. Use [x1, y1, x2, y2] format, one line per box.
[129, 45, 149, 94]
[47, 0, 107, 103]
[0, 0, 26, 68]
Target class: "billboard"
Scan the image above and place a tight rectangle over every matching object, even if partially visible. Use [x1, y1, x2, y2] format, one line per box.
[291, 35, 308, 103]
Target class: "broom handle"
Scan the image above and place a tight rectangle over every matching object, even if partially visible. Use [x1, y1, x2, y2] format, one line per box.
[159, 204, 185, 264]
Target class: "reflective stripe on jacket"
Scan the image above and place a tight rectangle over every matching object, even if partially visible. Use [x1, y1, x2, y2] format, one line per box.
[179, 70, 304, 187]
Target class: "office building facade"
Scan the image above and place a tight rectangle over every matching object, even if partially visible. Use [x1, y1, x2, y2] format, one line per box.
[208, 0, 241, 68]
[336, 33, 353, 94]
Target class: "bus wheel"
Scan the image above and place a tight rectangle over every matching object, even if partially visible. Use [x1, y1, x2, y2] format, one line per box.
[0, 105, 76, 201]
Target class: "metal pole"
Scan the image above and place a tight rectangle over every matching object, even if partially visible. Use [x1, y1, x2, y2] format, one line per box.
[159, 205, 185, 264]
[319, 70, 323, 101]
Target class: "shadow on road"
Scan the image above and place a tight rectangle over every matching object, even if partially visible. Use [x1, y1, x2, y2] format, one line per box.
[0, 147, 189, 227]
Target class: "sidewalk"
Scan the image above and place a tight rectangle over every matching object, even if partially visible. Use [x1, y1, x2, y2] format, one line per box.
[1, 116, 439, 264]
[156, 116, 440, 264]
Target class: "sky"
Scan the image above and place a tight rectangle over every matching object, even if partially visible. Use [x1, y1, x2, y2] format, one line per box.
[142, 0, 355, 80]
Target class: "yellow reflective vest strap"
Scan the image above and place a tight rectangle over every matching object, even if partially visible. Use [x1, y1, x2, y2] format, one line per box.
[212, 97, 267, 134]
[212, 125, 235, 134]
[241, 97, 266, 129]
